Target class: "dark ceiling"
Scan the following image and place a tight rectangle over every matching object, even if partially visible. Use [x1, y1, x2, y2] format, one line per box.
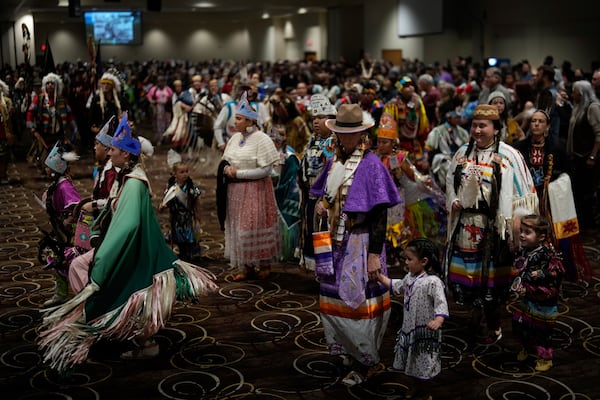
[2, 0, 365, 21]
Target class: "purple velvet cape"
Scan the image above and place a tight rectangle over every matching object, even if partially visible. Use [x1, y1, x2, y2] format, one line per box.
[309, 151, 401, 212]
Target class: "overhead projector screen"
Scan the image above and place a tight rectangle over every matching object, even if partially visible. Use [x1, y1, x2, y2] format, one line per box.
[397, 0, 443, 37]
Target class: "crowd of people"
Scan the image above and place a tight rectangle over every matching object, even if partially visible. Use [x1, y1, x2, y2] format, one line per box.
[0, 53, 598, 397]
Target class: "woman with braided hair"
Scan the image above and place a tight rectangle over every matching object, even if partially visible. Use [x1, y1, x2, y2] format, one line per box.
[445, 104, 538, 345]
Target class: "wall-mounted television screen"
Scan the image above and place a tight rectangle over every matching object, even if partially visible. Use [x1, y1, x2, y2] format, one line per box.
[84, 11, 142, 45]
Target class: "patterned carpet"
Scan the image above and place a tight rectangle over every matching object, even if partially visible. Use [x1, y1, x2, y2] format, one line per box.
[1, 143, 600, 400]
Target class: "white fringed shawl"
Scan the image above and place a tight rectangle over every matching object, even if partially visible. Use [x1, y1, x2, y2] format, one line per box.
[447, 141, 539, 241]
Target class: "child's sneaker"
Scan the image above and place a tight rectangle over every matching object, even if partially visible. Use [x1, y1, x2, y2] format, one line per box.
[120, 340, 159, 359]
[339, 354, 353, 367]
[404, 385, 418, 399]
[517, 348, 528, 361]
[477, 328, 502, 345]
[535, 359, 553, 372]
[341, 370, 364, 386]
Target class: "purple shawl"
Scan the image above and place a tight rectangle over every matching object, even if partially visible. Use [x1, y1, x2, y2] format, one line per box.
[53, 179, 81, 215]
[310, 151, 401, 211]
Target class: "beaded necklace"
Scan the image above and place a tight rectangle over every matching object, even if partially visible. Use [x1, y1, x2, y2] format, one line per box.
[239, 126, 257, 147]
[404, 271, 427, 311]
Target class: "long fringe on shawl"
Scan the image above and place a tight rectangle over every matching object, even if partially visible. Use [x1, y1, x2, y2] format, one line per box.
[500, 193, 539, 240]
[37, 261, 218, 373]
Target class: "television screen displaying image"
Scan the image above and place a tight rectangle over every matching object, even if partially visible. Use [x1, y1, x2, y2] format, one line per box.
[84, 11, 142, 45]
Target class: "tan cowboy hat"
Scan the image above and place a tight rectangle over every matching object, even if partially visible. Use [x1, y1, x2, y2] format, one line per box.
[325, 104, 374, 134]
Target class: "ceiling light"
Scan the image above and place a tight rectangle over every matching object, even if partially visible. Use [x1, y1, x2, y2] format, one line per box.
[298, 7, 307, 14]
[262, 12, 270, 19]
[194, 2, 215, 7]
[57, 0, 68, 6]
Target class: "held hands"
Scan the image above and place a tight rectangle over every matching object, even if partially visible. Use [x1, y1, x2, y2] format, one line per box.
[375, 269, 391, 288]
[367, 253, 381, 281]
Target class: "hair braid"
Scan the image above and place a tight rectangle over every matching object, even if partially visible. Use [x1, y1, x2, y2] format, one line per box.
[488, 131, 502, 220]
[453, 137, 475, 193]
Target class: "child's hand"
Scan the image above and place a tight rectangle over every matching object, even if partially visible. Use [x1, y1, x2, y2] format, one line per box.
[427, 316, 444, 331]
[375, 270, 391, 289]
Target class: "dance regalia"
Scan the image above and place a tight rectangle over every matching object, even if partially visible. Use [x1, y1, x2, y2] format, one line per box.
[445, 141, 538, 305]
[378, 151, 408, 261]
[38, 166, 217, 372]
[513, 137, 593, 282]
[384, 93, 430, 160]
[164, 176, 203, 260]
[40, 177, 81, 274]
[222, 130, 281, 268]
[511, 244, 564, 359]
[391, 272, 449, 379]
[310, 151, 400, 366]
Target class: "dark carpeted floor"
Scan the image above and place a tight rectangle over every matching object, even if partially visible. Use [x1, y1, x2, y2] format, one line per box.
[1, 142, 600, 400]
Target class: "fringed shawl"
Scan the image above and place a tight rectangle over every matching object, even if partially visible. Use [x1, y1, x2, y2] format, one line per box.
[38, 172, 218, 372]
[446, 141, 539, 241]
